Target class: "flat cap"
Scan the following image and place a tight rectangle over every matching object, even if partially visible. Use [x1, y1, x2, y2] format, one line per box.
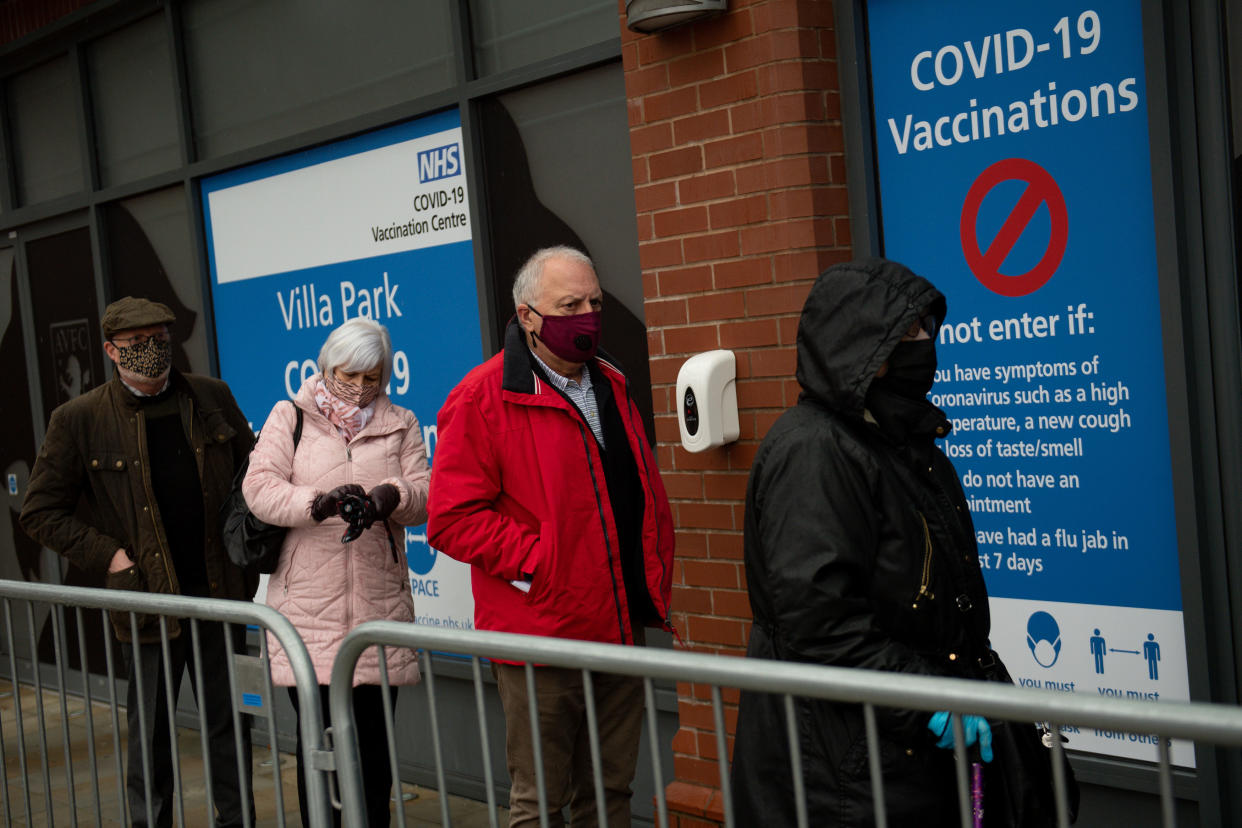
[101, 297, 175, 339]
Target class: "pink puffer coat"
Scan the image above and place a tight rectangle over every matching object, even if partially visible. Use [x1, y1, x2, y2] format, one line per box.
[243, 378, 429, 687]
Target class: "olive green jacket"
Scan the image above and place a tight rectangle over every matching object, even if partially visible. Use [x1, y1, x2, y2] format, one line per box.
[20, 370, 258, 641]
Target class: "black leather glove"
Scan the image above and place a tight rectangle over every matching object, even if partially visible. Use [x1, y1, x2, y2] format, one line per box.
[311, 484, 365, 522]
[368, 484, 400, 521]
[338, 492, 376, 543]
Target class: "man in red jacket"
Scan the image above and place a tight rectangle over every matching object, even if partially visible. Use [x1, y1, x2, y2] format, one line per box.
[428, 245, 675, 827]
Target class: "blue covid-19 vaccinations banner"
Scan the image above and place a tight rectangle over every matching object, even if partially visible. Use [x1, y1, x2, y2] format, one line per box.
[867, 1, 1190, 763]
[203, 109, 479, 632]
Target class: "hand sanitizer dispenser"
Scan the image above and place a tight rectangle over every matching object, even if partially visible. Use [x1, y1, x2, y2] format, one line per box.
[676, 350, 739, 452]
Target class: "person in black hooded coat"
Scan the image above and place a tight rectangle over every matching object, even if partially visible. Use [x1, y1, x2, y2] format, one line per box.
[730, 257, 998, 827]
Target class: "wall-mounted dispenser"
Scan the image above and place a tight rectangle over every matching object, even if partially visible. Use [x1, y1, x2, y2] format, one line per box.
[676, 350, 739, 453]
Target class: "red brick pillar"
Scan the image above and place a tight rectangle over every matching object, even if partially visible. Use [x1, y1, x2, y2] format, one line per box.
[618, 0, 852, 823]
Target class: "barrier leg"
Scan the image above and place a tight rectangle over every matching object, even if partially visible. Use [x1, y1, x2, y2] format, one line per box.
[377, 646, 407, 828]
[126, 613, 156, 828]
[25, 601, 54, 824]
[783, 694, 808, 828]
[3, 598, 33, 825]
[157, 617, 186, 828]
[73, 606, 102, 828]
[643, 678, 667, 828]
[99, 608, 125, 825]
[50, 604, 79, 825]
[257, 632, 287, 825]
[470, 655, 500, 828]
[422, 652, 452, 826]
[581, 669, 607, 828]
[711, 684, 734, 828]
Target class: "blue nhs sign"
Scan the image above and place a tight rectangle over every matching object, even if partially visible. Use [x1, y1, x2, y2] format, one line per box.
[418, 143, 461, 182]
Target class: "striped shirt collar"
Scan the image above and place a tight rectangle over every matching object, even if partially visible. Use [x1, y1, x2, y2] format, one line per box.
[529, 349, 605, 446]
[529, 349, 593, 394]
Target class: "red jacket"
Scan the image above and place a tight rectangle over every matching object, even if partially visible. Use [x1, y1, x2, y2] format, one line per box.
[428, 323, 674, 645]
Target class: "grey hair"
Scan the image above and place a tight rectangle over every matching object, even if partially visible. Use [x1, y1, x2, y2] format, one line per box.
[511, 246, 595, 309]
[317, 317, 393, 389]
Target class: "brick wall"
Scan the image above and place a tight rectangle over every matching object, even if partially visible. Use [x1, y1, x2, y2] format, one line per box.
[619, 0, 852, 822]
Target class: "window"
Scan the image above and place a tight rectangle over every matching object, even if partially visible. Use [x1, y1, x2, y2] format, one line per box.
[182, 0, 453, 158]
[8, 57, 84, 204]
[470, 0, 619, 76]
[88, 14, 180, 187]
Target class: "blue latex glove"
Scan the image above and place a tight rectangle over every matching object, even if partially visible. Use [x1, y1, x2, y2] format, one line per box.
[928, 711, 993, 762]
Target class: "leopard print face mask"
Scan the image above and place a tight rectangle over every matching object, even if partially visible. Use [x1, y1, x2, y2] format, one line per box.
[114, 337, 171, 379]
[325, 371, 380, 407]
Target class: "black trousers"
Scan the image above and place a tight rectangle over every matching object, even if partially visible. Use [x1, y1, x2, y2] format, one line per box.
[288, 684, 399, 828]
[121, 620, 253, 828]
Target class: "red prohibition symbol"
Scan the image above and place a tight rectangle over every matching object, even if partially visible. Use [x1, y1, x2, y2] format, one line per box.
[959, 158, 1068, 297]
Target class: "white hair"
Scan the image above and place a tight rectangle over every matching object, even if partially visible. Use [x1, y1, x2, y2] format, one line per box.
[511, 246, 595, 309]
[317, 317, 393, 388]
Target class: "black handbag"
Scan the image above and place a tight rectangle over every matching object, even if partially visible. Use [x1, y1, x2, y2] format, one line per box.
[980, 652, 1081, 827]
[220, 403, 303, 574]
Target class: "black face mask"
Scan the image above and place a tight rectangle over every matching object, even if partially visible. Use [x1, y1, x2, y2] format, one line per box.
[875, 339, 937, 399]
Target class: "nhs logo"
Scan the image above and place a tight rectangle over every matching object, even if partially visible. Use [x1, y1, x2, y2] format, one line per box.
[417, 143, 461, 182]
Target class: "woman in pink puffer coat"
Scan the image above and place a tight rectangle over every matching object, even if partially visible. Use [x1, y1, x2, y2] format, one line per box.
[244, 317, 429, 828]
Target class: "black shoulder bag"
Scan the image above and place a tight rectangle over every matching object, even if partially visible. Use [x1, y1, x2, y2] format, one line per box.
[978, 651, 1081, 827]
[921, 502, 1080, 827]
[221, 402, 303, 574]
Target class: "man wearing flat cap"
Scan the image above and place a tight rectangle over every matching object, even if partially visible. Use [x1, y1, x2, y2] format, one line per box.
[21, 297, 257, 827]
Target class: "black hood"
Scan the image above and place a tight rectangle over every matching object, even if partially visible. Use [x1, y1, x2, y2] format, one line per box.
[795, 258, 946, 419]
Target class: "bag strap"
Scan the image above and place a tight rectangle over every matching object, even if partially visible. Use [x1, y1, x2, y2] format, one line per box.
[290, 401, 304, 450]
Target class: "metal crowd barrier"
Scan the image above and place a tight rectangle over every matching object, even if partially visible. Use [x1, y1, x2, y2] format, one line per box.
[332, 621, 1242, 828]
[0, 579, 330, 828]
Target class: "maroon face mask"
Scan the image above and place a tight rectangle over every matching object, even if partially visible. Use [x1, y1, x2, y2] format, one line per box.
[529, 308, 602, 362]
